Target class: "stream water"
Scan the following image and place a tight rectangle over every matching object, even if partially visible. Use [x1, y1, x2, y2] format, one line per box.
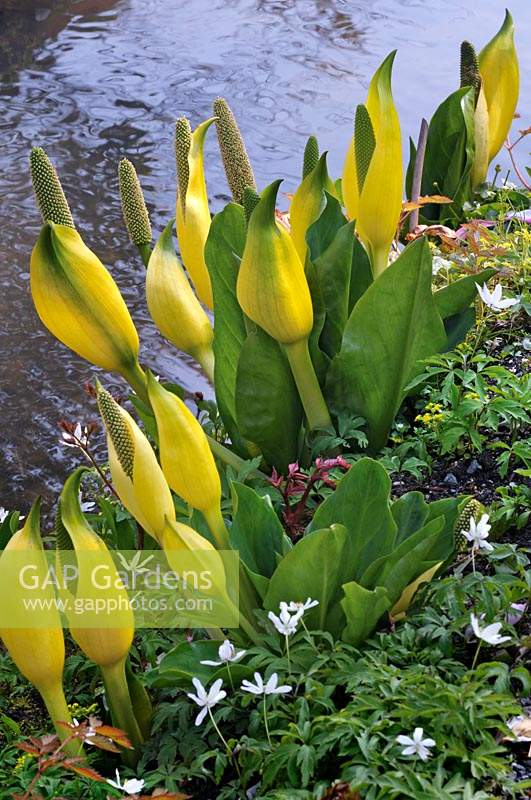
[0, 0, 529, 511]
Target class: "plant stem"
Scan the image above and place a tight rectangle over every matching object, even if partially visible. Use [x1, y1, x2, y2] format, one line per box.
[208, 707, 241, 779]
[370, 245, 390, 278]
[121, 360, 149, 405]
[193, 345, 215, 384]
[263, 695, 272, 748]
[409, 118, 429, 232]
[471, 640, 483, 670]
[207, 435, 255, 474]
[284, 338, 331, 431]
[101, 658, 143, 767]
[285, 634, 292, 678]
[41, 684, 83, 758]
[203, 505, 230, 549]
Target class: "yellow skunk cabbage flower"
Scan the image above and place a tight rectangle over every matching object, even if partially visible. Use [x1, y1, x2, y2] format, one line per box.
[96, 383, 176, 543]
[460, 41, 490, 189]
[342, 51, 403, 277]
[161, 519, 260, 643]
[471, 83, 490, 189]
[237, 180, 331, 431]
[57, 468, 142, 758]
[146, 372, 229, 548]
[30, 223, 147, 402]
[290, 152, 335, 264]
[175, 116, 215, 309]
[0, 500, 79, 755]
[146, 220, 215, 382]
[479, 10, 519, 165]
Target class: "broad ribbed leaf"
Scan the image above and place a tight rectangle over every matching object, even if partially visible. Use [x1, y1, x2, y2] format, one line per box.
[229, 482, 289, 578]
[327, 237, 447, 452]
[309, 458, 397, 577]
[265, 524, 352, 636]
[418, 87, 475, 223]
[235, 327, 302, 471]
[204, 204, 249, 455]
[341, 583, 391, 645]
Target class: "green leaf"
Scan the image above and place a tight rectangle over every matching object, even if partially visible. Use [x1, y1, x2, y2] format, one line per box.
[150, 639, 252, 688]
[444, 308, 476, 350]
[306, 192, 347, 262]
[309, 458, 397, 579]
[349, 233, 373, 312]
[340, 583, 391, 645]
[265, 524, 352, 636]
[312, 221, 355, 358]
[327, 237, 447, 452]
[434, 268, 496, 320]
[229, 482, 288, 578]
[420, 87, 475, 223]
[376, 516, 447, 603]
[391, 491, 430, 547]
[235, 327, 302, 471]
[204, 203, 250, 456]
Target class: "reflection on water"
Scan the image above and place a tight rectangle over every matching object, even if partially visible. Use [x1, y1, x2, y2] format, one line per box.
[0, 0, 529, 511]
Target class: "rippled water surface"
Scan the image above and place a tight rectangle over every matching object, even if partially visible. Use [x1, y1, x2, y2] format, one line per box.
[1, 0, 529, 510]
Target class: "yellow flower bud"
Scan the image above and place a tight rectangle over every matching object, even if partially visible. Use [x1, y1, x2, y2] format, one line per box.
[96, 383, 176, 544]
[342, 52, 403, 277]
[237, 179, 313, 345]
[479, 10, 519, 164]
[30, 223, 147, 400]
[290, 152, 335, 264]
[57, 469, 142, 758]
[175, 117, 216, 309]
[146, 220, 214, 382]
[146, 372, 228, 548]
[0, 500, 77, 752]
[57, 468, 134, 668]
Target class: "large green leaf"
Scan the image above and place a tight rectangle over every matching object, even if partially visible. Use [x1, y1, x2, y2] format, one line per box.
[327, 238, 447, 452]
[375, 516, 447, 604]
[265, 524, 352, 636]
[349, 234, 373, 312]
[309, 458, 397, 578]
[204, 203, 249, 455]
[434, 268, 496, 320]
[391, 491, 430, 547]
[419, 87, 475, 223]
[229, 482, 289, 578]
[340, 583, 391, 646]
[235, 327, 302, 471]
[306, 192, 347, 262]
[312, 221, 355, 359]
[151, 639, 252, 689]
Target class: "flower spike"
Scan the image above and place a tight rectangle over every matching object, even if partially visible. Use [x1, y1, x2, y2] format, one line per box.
[118, 158, 152, 265]
[30, 146, 74, 228]
[213, 97, 256, 204]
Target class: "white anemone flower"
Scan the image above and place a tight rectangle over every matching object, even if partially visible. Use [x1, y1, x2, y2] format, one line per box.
[200, 639, 246, 666]
[475, 282, 519, 312]
[187, 677, 226, 726]
[241, 672, 292, 696]
[106, 769, 145, 795]
[285, 598, 319, 613]
[268, 604, 304, 636]
[463, 513, 493, 551]
[396, 727, 435, 761]
[470, 613, 511, 645]
[0, 508, 9, 524]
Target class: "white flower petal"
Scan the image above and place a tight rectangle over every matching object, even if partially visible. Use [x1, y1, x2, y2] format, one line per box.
[195, 706, 208, 726]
